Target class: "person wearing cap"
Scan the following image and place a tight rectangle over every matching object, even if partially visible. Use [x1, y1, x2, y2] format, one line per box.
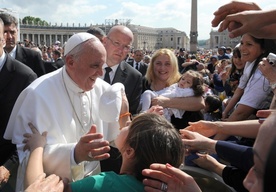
[0, 13, 46, 77]
[4, 32, 130, 191]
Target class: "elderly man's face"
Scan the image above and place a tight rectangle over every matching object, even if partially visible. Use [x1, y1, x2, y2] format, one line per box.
[68, 41, 106, 91]
[243, 113, 276, 192]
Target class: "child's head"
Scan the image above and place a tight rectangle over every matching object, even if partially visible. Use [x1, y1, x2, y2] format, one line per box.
[115, 113, 184, 182]
[204, 95, 222, 113]
[179, 70, 204, 96]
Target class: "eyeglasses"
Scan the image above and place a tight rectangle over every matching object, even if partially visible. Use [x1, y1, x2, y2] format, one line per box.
[107, 37, 132, 52]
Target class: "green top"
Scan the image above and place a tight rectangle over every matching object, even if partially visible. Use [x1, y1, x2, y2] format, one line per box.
[70, 171, 144, 192]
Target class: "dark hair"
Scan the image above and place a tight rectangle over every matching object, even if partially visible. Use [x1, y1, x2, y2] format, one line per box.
[0, 13, 18, 27]
[230, 47, 243, 75]
[53, 50, 61, 57]
[205, 95, 222, 112]
[86, 27, 106, 37]
[242, 34, 276, 83]
[124, 113, 184, 182]
[182, 70, 204, 96]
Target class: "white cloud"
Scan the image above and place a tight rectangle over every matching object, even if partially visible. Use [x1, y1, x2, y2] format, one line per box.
[2, 0, 276, 40]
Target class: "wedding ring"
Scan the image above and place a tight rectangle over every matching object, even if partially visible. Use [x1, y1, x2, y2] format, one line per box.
[88, 151, 94, 159]
[161, 182, 168, 192]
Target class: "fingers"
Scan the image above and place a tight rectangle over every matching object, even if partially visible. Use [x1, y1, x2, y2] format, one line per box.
[87, 144, 110, 161]
[81, 132, 104, 143]
[256, 109, 276, 118]
[87, 124, 97, 134]
[28, 122, 39, 133]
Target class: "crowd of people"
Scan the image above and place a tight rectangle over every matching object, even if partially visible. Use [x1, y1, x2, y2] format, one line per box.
[1, 1, 276, 192]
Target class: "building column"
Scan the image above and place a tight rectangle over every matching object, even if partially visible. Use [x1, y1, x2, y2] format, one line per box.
[190, 0, 198, 54]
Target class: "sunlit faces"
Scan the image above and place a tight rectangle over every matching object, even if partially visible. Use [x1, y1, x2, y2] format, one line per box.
[68, 42, 106, 91]
[104, 29, 133, 67]
[240, 34, 264, 63]
[115, 126, 129, 152]
[178, 74, 193, 89]
[3, 23, 18, 52]
[232, 53, 245, 70]
[153, 54, 173, 82]
[133, 50, 144, 62]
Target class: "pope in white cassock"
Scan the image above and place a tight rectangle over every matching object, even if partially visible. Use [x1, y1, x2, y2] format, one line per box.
[4, 32, 127, 191]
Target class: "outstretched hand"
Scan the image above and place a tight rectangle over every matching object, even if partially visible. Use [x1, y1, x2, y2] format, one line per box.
[74, 125, 110, 164]
[212, 1, 261, 28]
[142, 163, 201, 192]
[185, 121, 219, 138]
[25, 173, 65, 192]
[23, 123, 47, 152]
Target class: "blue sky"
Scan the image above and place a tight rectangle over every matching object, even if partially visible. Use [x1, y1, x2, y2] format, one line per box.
[2, 0, 276, 40]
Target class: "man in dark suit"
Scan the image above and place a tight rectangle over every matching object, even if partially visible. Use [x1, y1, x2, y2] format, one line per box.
[0, 13, 45, 77]
[128, 49, 148, 76]
[177, 48, 186, 73]
[102, 25, 142, 115]
[101, 25, 143, 174]
[0, 18, 37, 190]
[52, 49, 64, 69]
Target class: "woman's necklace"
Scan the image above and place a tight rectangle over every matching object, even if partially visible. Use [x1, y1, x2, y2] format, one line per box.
[62, 70, 93, 134]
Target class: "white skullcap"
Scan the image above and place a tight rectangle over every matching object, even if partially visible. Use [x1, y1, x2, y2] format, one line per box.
[99, 83, 125, 122]
[64, 32, 95, 56]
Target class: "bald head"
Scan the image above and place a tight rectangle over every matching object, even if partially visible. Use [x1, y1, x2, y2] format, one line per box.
[104, 25, 133, 67]
[107, 25, 133, 41]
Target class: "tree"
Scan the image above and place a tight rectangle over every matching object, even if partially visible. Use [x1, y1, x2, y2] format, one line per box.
[22, 16, 49, 26]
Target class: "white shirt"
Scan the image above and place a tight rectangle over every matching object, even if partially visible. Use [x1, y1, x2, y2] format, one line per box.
[4, 67, 120, 191]
[0, 51, 6, 71]
[100, 63, 119, 83]
[238, 61, 271, 109]
[8, 45, 17, 59]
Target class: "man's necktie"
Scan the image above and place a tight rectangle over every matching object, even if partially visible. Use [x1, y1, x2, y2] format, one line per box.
[135, 62, 139, 70]
[104, 67, 112, 84]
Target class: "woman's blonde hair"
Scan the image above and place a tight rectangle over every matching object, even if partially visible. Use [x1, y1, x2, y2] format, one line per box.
[145, 48, 181, 86]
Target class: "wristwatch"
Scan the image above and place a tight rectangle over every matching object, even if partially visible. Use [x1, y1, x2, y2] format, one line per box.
[270, 82, 276, 90]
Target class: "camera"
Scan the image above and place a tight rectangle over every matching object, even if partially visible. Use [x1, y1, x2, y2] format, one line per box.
[267, 53, 276, 65]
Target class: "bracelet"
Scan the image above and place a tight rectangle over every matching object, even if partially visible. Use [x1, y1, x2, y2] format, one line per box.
[119, 112, 131, 119]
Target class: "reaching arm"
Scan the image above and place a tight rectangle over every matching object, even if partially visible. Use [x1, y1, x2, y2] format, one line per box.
[186, 119, 260, 139]
[152, 96, 205, 111]
[212, 1, 261, 28]
[219, 9, 276, 39]
[24, 123, 47, 189]
[222, 87, 244, 119]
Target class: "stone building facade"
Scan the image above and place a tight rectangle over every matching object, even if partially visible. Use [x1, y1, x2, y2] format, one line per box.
[209, 29, 241, 49]
[20, 20, 189, 52]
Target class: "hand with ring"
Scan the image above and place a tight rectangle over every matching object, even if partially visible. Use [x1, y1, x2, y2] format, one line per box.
[142, 163, 201, 192]
[161, 182, 168, 191]
[74, 125, 110, 164]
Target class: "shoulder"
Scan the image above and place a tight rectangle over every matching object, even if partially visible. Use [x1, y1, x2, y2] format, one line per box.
[120, 61, 142, 77]
[20, 46, 41, 58]
[6, 56, 36, 76]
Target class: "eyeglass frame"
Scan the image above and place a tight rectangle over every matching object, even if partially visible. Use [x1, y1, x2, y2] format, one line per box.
[106, 37, 132, 52]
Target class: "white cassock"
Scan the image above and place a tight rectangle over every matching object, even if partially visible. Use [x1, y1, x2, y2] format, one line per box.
[4, 67, 121, 191]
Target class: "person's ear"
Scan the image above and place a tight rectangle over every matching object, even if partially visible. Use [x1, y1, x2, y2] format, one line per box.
[125, 147, 135, 159]
[65, 55, 74, 68]
[102, 36, 108, 46]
